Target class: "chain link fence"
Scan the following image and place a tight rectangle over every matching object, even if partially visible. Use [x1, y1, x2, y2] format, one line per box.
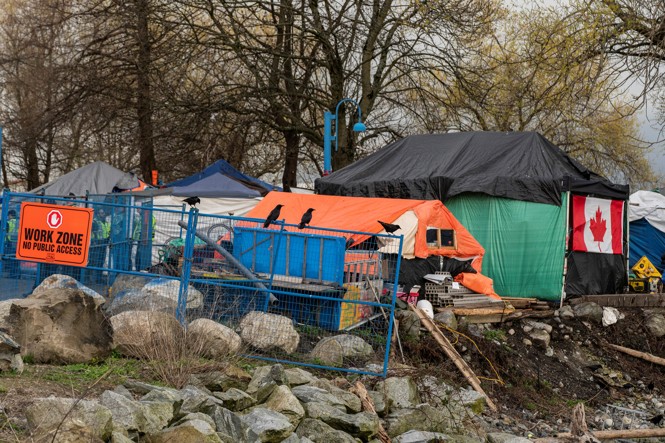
[0, 191, 402, 376]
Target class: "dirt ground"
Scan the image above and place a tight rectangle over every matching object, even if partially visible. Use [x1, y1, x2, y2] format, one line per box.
[1, 306, 664, 441]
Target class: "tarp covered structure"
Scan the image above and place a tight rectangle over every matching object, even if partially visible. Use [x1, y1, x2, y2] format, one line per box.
[166, 159, 279, 198]
[245, 192, 485, 266]
[316, 131, 630, 300]
[29, 161, 148, 196]
[628, 190, 665, 269]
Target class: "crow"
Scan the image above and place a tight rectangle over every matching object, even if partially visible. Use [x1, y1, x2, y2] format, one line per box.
[648, 414, 663, 425]
[378, 220, 401, 233]
[263, 204, 284, 228]
[298, 208, 315, 229]
[183, 196, 201, 207]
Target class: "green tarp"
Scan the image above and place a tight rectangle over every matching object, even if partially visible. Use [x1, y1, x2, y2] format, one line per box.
[446, 193, 567, 300]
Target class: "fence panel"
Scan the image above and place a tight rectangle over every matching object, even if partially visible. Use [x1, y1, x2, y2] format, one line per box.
[0, 191, 402, 376]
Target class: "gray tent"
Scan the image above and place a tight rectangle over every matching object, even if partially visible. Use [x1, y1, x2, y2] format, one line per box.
[30, 162, 146, 196]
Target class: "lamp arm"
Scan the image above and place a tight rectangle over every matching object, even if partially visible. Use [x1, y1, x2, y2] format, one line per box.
[333, 98, 363, 152]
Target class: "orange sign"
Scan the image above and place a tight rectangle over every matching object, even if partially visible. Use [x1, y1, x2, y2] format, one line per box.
[16, 202, 93, 266]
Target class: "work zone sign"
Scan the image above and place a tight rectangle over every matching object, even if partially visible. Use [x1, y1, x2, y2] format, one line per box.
[16, 202, 93, 266]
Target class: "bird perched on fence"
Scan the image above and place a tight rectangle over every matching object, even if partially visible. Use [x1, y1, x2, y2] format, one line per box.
[378, 220, 401, 233]
[298, 208, 315, 229]
[183, 196, 201, 207]
[263, 204, 284, 228]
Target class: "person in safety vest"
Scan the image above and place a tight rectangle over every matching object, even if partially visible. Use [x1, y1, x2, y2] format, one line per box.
[90, 208, 111, 283]
[4, 209, 19, 278]
[132, 209, 156, 271]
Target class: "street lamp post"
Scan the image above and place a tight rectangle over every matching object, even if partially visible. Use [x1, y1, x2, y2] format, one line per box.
[323, 98, 366, 176]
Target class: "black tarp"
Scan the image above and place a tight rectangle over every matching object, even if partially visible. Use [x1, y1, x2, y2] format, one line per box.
[315, 132, 629, 206]
[565, 252, 627, 296]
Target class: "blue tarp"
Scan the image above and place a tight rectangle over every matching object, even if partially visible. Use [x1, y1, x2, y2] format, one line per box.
[169, 173, 263, 198]
[168, 159, 279, 194]
[629, 218, 665, 269]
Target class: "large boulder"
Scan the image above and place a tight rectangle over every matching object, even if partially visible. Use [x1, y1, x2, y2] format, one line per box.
[109, 273, 152, 302]
[303, 402, 379, 440]
[290, 385, 347, 412]
[309, 335, 373, 366]
[246, 364, 289, 403]
[32, 274, 105, 306]
[295, 418, 358, 443]
[147, 419, 223, 443]
[187, 318, 242, 358]
[378, 376, 421, 409]
[107, 278, 203, 315]
[26, 397, 113, 442]
[263, 385, 306, 425]
[239, 311, 300, 354]
[6, 288, 112, 363]
[110, 310, 184, 358]
[0, 298, 22, 327]
[207, 405, 260, 443]
[384, 404, 462, 437]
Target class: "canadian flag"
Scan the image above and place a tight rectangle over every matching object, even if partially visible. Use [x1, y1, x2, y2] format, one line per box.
[572, 195, 623, 254]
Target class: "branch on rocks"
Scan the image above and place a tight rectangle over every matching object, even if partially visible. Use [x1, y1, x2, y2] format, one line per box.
[349, 381, 390, 443]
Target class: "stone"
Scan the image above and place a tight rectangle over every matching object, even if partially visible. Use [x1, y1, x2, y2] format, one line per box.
[309, 335, 373, 366]
[285, 368, 317, 386]
[395, 310, 421, 340]
[239, 311, 300, 354]
[179, 385, 224, 414]
[109, 273, 152, 303]
[486, 432, 533, 443]
[208, 405, 260, 443]
[138, 400, 176, 434]
[141, 278, 203, 309]
[148, 418, 223, 443]
[240, 407, 295, 442]
[557, 305, 575, 320]
[384, 404, 462, 437]
[6, 288, 112, 363]
[527, 329, 551, 349]
[368, 390, 387, 416]
[99, 390, 145, 433]
[0, 299, 21, 326]
[187, 318, 242, 358]
[524, 320, 552, 334]
[110, 310, 184, 358]
[247, 364, 289, 403]
[111, 431, 134, 443]
[112, 384, 134, 400]
[393, 430, 452, 443]
[291, 385, 347, 412]
[450, 388, 486, 412]
[295, 418, 358, 443]
[263, 385, 305, 425]
[26, 397, 113, 442]
[307, 378, 362, 413]
[303, 402, 379, 439]
[0, 330, 22, 372]
[645, 313, 665, 337]
[572, 302, 603, 324]
[415, 375, 454, 410]
[213, 388, 257, 411]
[381, 376, 421, 408]
[172, 412, 216, 428]
[433, 310, 457, 330]
[31, 274, 105, 305]
[194, 366, 252, 392]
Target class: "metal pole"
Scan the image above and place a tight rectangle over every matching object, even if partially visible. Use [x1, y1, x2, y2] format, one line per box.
[0, 126, 3, 189]
[323, 111, 334, 175]
[560, 191, 571, 308]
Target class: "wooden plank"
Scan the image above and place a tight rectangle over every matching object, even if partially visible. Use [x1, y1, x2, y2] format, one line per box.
[605, 343, 665, 367]
[409, 305, 497, 411]
[570, 293, 665, 308]
[450, 307, 514, 316]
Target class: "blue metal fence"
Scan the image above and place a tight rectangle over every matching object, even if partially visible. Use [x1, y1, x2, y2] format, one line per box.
[0, 191, 402, 376]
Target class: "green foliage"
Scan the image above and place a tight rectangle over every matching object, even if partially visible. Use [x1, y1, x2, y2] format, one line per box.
[483, 329, 507, 342]
[22, 354, 34, 365]
[41, 356, 142, 385]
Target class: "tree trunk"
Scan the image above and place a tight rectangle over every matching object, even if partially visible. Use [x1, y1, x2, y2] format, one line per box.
[135, 0, 156, 183]
[282, 131, 299, 192]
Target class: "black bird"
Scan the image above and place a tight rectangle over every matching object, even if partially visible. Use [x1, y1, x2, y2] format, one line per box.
[298, 208, 315, 229]
[378, 220, 401, 233]
[183, 196, 201, 207]
[263, 204, 284, 228]
[648, 414, 663, 425]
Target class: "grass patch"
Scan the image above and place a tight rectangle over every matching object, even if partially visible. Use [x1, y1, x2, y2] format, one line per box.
[40, 356, 143, 385]
[483, 329, 507, 342]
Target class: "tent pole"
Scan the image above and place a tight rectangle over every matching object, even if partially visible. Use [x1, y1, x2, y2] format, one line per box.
[625, 189, 630, 293]
[560, 191, 571, 308]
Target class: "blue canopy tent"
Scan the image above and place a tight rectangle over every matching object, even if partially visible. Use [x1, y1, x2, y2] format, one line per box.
[628, 190, 665, 269]
[168, 159, 280, 195]
[169, 173, 264, 198]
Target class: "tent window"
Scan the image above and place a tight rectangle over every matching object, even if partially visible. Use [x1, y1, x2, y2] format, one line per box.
[426, 228, 456, 250]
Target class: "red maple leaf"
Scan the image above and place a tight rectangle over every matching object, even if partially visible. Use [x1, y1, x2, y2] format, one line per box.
[589, 206, 607, 250]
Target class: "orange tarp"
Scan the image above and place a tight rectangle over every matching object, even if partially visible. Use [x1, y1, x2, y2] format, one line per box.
[244, 192, 485, 269]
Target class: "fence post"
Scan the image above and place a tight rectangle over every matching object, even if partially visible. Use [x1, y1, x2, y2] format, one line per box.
[382, 234, 404, 377]
[0, 191, 10, 276]
[264, 219, 286, 311]
[176, 207, 198, 324]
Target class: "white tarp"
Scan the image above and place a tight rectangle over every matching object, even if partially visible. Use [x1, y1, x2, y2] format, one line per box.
[628, 190, 665, 233]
